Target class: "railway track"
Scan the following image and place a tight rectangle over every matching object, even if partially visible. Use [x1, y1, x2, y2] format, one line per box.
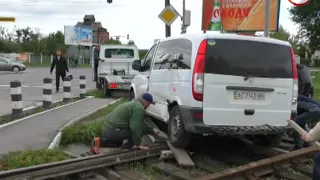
[0, 137, 317, 180]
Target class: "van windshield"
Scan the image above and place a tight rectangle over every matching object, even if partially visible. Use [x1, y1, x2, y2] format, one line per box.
[204, 39, 293, 78]
[104, 48, 134, 59]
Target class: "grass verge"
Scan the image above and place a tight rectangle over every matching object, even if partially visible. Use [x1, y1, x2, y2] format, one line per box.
[86, 89, 105, 98]
[60, 99, 127, 146]
[0, 149, 70, 171]
[0, 97, 80, 125]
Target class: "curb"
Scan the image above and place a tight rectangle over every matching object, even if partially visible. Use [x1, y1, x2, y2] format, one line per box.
[0, 96, 94, 130]
[47, 97, 123, 149]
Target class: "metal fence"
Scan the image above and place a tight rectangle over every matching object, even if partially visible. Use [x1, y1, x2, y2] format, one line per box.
[29, 54, 91, 65]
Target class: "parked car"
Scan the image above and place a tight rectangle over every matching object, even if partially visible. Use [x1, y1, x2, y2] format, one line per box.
[0, 57, 26, 72]
[129, 32, 298, 148]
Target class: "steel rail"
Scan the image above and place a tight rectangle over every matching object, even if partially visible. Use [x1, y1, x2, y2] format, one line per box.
[195, 145, 317, 180]
[0, 144, 168, 180]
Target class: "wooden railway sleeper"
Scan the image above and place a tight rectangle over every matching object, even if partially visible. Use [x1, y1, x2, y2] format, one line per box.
[244, 171, 261, 180]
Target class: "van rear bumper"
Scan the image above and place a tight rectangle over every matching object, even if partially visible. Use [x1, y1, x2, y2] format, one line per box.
[179, 105, 290, 136]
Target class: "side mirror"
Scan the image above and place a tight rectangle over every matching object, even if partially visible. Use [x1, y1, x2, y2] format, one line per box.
[132, 60, 141, 71]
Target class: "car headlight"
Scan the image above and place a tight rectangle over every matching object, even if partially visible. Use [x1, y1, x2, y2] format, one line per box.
[20, 64, 25, 67]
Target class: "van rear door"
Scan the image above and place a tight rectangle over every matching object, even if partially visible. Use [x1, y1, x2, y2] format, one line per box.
[202, 38, 293, 127]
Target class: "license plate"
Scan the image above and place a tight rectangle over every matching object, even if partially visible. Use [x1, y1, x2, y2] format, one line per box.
[233, 91, 265, 100]
[118, 84, 130, 89]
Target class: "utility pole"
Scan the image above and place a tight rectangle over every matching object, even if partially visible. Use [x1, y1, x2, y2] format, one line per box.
[181, 0, 186, 34]
[263, 0, 270, 37]
[165, 0, 171, 37]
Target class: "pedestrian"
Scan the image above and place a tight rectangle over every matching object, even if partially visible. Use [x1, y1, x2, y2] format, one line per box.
[50, 50, 69, 93]
[297, 64, 314, 98]
[300, 121, 320, 180]
[94, 45, 100, 83]
[91, 92, 160, 154]
[294, 95, 320, 149]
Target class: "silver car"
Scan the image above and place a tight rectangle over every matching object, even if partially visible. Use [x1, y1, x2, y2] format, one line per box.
[0, 57, 26, 72]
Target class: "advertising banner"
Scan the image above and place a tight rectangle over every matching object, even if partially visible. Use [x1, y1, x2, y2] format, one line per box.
[64, 26, 93, 46]
[202, 0, 280, 31]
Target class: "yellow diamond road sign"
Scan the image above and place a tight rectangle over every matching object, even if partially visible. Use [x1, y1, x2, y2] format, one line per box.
[158, 5, 179, 26]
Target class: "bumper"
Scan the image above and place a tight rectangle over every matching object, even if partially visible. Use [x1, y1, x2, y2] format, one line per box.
[20, 66, 26, 71]
[179, 105, 290, 136]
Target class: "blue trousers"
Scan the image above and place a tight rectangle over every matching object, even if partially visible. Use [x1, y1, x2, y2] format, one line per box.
[294, 111, 320, 149]
[314, 153, 320, 180]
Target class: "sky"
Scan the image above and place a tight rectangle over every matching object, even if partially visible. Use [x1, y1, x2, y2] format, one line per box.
[0, 0, 297, 49]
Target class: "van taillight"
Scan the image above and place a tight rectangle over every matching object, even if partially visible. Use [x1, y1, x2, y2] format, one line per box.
[290, 48, 298, 105]
[290, 48, 298, 80]
[192, 40, 207, 101]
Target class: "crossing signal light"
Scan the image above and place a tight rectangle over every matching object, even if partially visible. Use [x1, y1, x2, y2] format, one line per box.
[127, 34, 129, 40]
[107, 0, 112, 3]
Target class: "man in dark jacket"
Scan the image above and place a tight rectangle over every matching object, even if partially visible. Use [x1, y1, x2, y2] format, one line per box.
[94, 45, 100, 82]
[91, 93, 160, 154]
[50, 50, 69, 93]
[294, 95, 320, 149]
[297, 64, 314, 98]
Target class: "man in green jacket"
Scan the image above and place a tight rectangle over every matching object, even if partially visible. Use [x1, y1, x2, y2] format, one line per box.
[91, 92, 159, 154]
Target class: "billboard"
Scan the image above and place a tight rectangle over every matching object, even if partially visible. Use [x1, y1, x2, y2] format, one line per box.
[202, 0, 280, 31]
[64, 26, 93, 46]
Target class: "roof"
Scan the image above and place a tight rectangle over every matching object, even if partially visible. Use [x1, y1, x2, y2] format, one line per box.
[158, 32, 291, 47]
[75, 22, 103, 30]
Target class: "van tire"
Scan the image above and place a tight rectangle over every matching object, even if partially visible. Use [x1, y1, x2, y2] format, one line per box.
[168, 105, 190, 148]
[103, 80, 111, 97]
[255, 133, 283, 147]
[129, 90, 135, 101]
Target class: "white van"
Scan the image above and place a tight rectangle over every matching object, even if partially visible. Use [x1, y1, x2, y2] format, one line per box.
[130, 33, 298, 148]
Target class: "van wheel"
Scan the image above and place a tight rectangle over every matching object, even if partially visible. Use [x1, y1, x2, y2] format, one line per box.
[168, 106, 190, 148]
[129, 90, 135, 101]
[254, 133, 283, 147]
[103, 80, 111, 97]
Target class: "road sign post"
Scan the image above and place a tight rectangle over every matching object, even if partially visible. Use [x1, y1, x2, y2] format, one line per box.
[158, 2, 179, 37]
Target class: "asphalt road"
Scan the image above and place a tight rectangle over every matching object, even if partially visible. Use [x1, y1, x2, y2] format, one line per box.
[0, 67, 95, 116]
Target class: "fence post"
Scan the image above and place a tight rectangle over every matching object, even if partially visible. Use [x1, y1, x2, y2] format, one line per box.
[43, 78, 52, 109]
[79, 76, 86, 99]
[63, 76, 71, 103]
[10, 81, 23, 119]
[40, 54, 43, 64]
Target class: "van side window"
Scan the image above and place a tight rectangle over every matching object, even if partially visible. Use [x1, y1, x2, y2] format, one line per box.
[153, 39, 192, 70]
[141, 44, 157, 72]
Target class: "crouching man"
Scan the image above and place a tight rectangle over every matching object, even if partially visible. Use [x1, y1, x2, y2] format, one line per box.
[91, 92, 160, 154]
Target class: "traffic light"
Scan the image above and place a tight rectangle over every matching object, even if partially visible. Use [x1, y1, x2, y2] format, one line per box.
[107, 0, 112, 3]
[127, 34, 129, 40]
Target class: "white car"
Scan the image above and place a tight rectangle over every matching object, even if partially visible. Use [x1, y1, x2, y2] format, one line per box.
[130, 32, 298, 148]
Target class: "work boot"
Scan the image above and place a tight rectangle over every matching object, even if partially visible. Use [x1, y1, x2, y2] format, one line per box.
[91, 137, 100, 154]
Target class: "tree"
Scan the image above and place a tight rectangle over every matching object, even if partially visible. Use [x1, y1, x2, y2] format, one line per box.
[103, 38, 121, 44]
[289, 1, 320, 52]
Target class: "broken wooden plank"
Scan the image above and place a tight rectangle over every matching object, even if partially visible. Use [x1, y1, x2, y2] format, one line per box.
[167, 140, 194, 167]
